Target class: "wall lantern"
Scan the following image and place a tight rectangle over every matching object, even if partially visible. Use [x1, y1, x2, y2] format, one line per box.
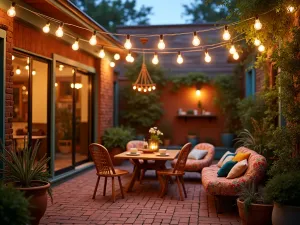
[195, 83, 201, 96]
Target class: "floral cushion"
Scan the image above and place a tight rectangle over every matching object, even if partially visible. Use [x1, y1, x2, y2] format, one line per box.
[171, 143, 215, 172]
[202, 147, 267, 196]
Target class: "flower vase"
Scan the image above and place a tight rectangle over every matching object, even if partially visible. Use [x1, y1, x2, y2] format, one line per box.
[148, 140, 159, 152]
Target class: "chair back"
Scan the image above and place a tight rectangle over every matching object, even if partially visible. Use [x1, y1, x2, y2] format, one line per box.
[89, 143, 115, 175]
[173, 143, 192, 173]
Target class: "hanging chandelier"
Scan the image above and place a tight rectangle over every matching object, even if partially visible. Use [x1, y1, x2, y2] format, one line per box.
[132, 38, 156, 93]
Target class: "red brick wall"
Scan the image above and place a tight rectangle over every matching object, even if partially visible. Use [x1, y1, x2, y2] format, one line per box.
[255, 68, 264, 92]
[0, 9, 14, 151]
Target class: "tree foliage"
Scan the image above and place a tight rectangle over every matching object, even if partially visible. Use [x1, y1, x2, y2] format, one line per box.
[170, 72, 210, 91]
[71, 0, 152, 32]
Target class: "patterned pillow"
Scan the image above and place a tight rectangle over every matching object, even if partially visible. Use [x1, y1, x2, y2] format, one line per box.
[227, 159, 248, 179]
[217, 151, 235, 167]
[188, 149, 208, 160]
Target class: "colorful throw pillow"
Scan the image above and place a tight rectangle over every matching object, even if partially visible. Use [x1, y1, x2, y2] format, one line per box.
[188, 149, 208, 160]
[217, 151, 235, 167]
[232, 152, 251, 162]
[227, 159, 248, 179]
[217, 160, 237, 177]
[221, 154, 236, 167]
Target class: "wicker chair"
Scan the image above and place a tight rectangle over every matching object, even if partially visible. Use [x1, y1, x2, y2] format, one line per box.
[157, 143, 192, 201]
[89, 143, 129, 202]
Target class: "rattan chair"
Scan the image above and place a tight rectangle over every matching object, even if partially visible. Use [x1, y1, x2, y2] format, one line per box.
[89, 143, 129, 202]
[157, 143, 192, 201]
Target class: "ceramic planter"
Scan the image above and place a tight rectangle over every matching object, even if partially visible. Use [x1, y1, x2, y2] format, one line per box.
[109, 147, 124, 166]
[187, 135, 198, 147]
[237, 198, 273, 225]
[272, 203, 300, 225]
[221, 133, 235, 147]
[58, 140, 72, 154]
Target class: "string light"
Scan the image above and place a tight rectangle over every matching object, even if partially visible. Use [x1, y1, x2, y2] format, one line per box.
[152, 85, 156, 90]
[177, 51, 183, 64]
[148, 87, 152, 92]
[114, 53, 120, 60]
[229, 45, 236, 54]
[223, 25, 231, 41]
[7, 2, 16, 17]
[152, 52, 159, 65]
[55, 83, 58, 87]
[124, 34, 132, 50]
[133, 85, 137, 90]
[143, 88, 147, 93]
[72, 38, 79, 51]
[287, 6, 295, 13]
[43, 21, 50, 33]
[58, 64, 64, 71]
[192, 31, 201, 46]
[138, 87, 142, 92]
[89, 31, 97, 46]
[126, 51, 134, 63]
[158, 35, 166, 50]
[12, 55, 15, 60]
[204, 49, 211, 63]
[16, 66, 21, 75]
[233, 52, 239, 60]
[55, 23, 64, 37]
[254, 38, 261, 46]
[32, 69, 36, 76]
[110, 61, 115, 68]
[254, 16, 262, 30]
[99, 47, 105, 58]
[258, 44, 265, 52]
[25, 65, 29, 70]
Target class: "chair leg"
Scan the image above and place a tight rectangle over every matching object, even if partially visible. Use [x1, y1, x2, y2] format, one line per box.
[92, 176, 100, 199]
[176, 176, 184, 201]
[112, 177, 115, 202]
[103, 177, 107, 196]
[140, 169, 146, 184]
[179, 176, 187, 198]
[118, 176, 125, 199]
[158, 174, 165, 198]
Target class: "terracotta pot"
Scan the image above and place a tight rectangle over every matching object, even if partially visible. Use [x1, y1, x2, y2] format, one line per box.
[109, 147, 124, 166]
[272, 203, 300, 225]
[237, 198, 273, 225]
[58, 140, 72, 154]
[163, 139, 171, 147]
[16, 181, 50, 225]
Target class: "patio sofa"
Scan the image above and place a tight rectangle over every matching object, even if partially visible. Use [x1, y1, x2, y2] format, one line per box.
[171, 143, 215, 172]
[201, 147, 267, 212]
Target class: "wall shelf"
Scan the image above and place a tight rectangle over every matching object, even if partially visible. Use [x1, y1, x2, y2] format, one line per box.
[177, 114, 217, 122]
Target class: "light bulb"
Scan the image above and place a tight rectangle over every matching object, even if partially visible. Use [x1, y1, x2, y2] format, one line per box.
[72, 38, 79, 51]
[158, 35, 165, 50]
[126, 52, 134, 63]
[32, 69, 36, 76]
[43, 22, 50, 33]
[114, 53, 120, 60]
[110, 61, 115, 68]
[25, 65, 29, 70]
[58, 64, 64, 71]
[254, 16, 262, 30]
[124, 34, 132, 50]
[223, 26, 231, 41]
[196, 90, 201, 96]
[177, 51, 183, 64]
[7, 2, 16, 17]
[229, 45, 236, 54]
[192, 31, 201, 46]
[133, 85, 137, 90]
[152, 85, 156, 90]
[99, 47, 105, 58]
[258, 44, 265, 52]
[55, 23, 64, 37]
[254, 38, 261, 46]
[89, 31, 97, 46]
[287, 6, 295, 13]
[55, 83, 58, 87]
[152, 52, 159, 65]
[12, 55, 15, 60]
[233, 52, 239, 60]
[138, 87, 142, 92]
[16, 66, 21, 75]
[130, 55, 134, 63]
[204, 50, 211, 63]
[143, 88, 147, 93]
[148, 87, 152, 92]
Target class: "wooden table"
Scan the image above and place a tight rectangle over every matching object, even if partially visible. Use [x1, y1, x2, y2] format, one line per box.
[115, 150, 180, 192]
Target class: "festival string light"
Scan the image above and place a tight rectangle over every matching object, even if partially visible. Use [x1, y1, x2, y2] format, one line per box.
[114, 53, 120, 60]
[229, 44, 236, 54]
[254, 38, 261, 46]
[192, 31, 201, 46]
[89, 31, 97, 46]
[7, 2, 16, 17]
[254, 16, 262, 30]
[55, 23, 64, 37]
[124, 35, 132, 50]
[99, 47, 105, 58]
[177, 51, 184, 64]
[204, 49, 212, 63]
[43, 21, 50, 33]
[157, 35, 166, 50]
[223, 25, 231, 40]
[152, 52, 159, 65]
[258, 44, 265, 52]
[72, 38, 79, 51]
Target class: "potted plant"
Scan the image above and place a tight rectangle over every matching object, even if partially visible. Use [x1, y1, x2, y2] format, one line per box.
[159, 121, 172, 147]
[0, 184, 31, 225]
[0, 140, 52, 225]
[56, 108, 72, 154]
[237, 183, 273, 225]
[102, 126, 134, 165]
[264, 172, 300, 225]
[187, 131, 198, 147]
[214, 75, 240, 147]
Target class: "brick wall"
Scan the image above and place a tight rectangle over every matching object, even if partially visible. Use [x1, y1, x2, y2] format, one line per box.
[0, 8, 13, 151]
[255, 68, 264, 93]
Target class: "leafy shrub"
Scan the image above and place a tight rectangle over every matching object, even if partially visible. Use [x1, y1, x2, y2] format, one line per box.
[264, 172, 300, 207]
[102, 127, 134, 150]
[170, 72, 210, 91]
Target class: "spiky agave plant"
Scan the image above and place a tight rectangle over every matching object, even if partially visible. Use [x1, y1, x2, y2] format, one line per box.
[239, 183, 264, 215]
[0, 139, 52, 202]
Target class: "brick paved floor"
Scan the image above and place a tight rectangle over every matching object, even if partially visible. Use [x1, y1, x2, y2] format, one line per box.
[40, 161, 240, 225]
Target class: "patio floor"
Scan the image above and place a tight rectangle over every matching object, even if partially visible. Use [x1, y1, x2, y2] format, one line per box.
[40, 161, 240, 225]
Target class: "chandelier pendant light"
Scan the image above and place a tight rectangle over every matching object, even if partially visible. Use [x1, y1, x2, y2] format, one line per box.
[132, 38, 156, 92]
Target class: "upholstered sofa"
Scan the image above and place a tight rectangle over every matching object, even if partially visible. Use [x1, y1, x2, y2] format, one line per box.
[171, 143, 215, 172]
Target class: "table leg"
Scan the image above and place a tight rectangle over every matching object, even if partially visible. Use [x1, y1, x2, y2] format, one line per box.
[127, 159, 141, 192]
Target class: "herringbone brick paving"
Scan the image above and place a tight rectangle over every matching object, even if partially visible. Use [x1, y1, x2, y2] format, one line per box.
[40, 161, 239, 225]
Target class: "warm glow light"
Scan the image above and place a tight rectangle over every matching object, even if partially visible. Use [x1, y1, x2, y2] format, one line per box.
[55, 83, 58, 87]
[55, 23, 64, 37]
[196, 90, 201, 96]
[12, 55, 15, 60]
[254, 38, 261, 46]
[143, 88, 147, 92]
[254, 16, 262, 30]
[114, 53, 120, 60]
[71, 83, 83, 89]
[233, 52, 239, 60]
[7, 2, 16, 17]
[177, 51, 183, 64]
[258, 44, 265, 52]
[25, 65, 29, 70]
[158, 35, 165, 50]
[99, 47, 105, 58]
[148, 87, 152, 92]
[138, 87, 142, 92]
[58, 64, 64, 71]
[72, 38, 79, 51]
[32, 69, 36, 76]
[152, 52, 159, 65]
[229, 45, 236, 54]
[126, 51, 134, 63]
[110, 61, 115, 68]
[152, 85, 156, 90]
[192, 31, 201, 46]
[204, 50, 211, 63]
[89, 31, 97, 46]
[16, 67, 21, 75]
[133, 85, 137, 90]
[124, 34, 132, 50]
[22, 86, 26, 90]
[287, 6, 295, 13]
[43, 22, 50, 33]
[223, 25, 231, 40]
